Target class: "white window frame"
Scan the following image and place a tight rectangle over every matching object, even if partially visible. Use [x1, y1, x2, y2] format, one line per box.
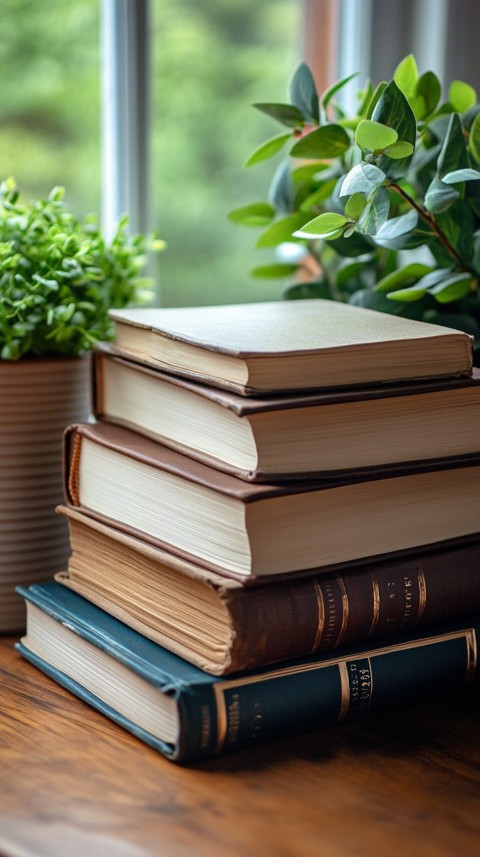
[101, 0, 151, 239]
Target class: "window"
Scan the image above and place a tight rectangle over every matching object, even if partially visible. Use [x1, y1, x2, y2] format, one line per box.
[3, 0, 480, 307]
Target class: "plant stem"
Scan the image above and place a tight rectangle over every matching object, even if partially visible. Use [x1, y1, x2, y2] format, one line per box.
[389, 182, 475, 274]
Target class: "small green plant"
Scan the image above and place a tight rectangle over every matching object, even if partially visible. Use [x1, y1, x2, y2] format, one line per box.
[0, 178, 165, 360]
[229, 55, 480, 350]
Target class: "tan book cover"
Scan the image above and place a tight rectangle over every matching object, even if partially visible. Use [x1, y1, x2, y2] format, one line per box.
[93, 346, 480, 481]
[108, 299, 473, 394]
[56, 506, 480, 676]
[63, 421, 480, 577]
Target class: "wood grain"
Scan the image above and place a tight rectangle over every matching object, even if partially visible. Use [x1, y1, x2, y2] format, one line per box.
[1, 635, 480, 857]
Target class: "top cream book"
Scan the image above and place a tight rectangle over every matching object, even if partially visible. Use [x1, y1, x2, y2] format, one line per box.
[109, 300, 473, 395]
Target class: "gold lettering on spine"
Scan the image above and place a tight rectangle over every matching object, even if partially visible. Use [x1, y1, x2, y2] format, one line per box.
[334, 576, 349, 647]
[310, 579, 326, 652]
[367, 571, 380, 637]
[210, 627, 479, 751]
[416, 563, 427, 623]
[465, 629, 478, 684]
[212, 684, 228, 755]
[337, 662, 351, 721]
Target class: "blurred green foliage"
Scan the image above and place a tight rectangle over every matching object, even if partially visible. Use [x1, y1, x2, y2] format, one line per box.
[0, 0, 299, 308]
[152, 0, 300, 305]
[0, 0, 100, 216]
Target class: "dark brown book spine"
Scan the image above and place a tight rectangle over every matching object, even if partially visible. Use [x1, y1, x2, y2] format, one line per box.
[224, 542, 480, 672]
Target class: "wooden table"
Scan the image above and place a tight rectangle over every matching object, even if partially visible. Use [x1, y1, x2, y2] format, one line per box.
[1, 634, 480, 857]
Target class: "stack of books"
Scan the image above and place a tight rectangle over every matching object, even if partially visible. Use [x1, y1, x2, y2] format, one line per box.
[16, 299, 480, 763]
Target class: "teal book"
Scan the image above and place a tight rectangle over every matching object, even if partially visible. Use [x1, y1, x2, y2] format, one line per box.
[16, 582, 479, 764]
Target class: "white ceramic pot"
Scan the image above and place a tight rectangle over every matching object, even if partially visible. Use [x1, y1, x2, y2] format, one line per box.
[0, 356, 91, 632]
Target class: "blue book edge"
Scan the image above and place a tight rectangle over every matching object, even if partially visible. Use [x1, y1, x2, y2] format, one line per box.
[16, 581, 480, 763]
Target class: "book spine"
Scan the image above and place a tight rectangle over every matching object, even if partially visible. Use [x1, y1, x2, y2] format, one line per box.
[178, 625, 478, 761]
[225, 543, 480, 672]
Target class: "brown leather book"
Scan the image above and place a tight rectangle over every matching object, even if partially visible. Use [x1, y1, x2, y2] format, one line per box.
[93, 346, 480, 481]
[108, 300, 473, 395]
[63, 421, 480, 578]
[56, 505, 480, 676]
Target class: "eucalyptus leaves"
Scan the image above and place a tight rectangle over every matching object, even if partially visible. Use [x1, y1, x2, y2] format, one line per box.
[0, 179, 164, 360]
[230, 55, 480, 344]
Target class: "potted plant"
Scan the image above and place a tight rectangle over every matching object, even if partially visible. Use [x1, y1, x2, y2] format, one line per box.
[229, 54, 480, 358]
[0, 178, 164, 632]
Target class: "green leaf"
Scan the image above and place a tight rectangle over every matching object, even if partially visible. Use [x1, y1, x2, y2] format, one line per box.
[1, 341, 21, 360]
[382, 140, 414, 159]
[469, 112, 480, 164]
[365, 81, 388, 120]
[253, 103, 305, 128]
[327, 232, 375, 257]
[250, 263, 298, 278]
[442, 168, 480, 183]
[394, 54, 419, 101]
[293, 212, 349, 239]
[449, 80, 477, 113]
[462, 104, 480, 131]
[387, 284, 427, 302]
[244, 133, 291, 166]
[436, 200, 475, 263]
[473, 231, 480, 269]
[375, 263, 432, 294]
[357, 187, 390, 235]
[291, 163, 329, 183]
[437, 113, 469, 176]
[335, 260, 367, 290]
[299, 179, 337, 211]
[415, 71, 441, 119]
[414, 268, 456, 290]
[424, 178, 461, 214]
[289, 63, 320, 123]
[255, 213, 310, 247]
[227, 202, 275, 227]
[357, 80, 374, 118]
[48, 186, 65, 202]
[372, 80, 416, 178]
[290, 124, 350, 158]
[355, 119, 398, 151]
[340, 163, 385, 197]
[410, 141, 441, 173]
[350, 287, 426, 317]
[374, 210, 419, 243]
[344, 193, 367, 219]
[409, 95, 427, 121]
[466, 178, 480, 220]
[321, 72, 359, 110]
[429, 272, 474, 303]
[268, 161, 295, 213]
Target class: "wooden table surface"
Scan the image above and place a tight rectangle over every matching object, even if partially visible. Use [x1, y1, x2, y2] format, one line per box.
[1, 634, 480, 857]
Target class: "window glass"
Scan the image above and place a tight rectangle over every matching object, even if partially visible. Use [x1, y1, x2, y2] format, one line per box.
[152, 0, 301, 306]
[0, 0, 100, 217]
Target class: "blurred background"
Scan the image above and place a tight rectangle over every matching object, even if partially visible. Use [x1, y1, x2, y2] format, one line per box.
[1, 0, 479, 306]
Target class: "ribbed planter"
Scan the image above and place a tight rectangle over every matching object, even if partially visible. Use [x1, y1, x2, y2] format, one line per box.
[0, 356, 91, 633]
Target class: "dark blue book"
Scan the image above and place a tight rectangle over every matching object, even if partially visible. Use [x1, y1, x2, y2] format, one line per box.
[16, 582, 480, 763]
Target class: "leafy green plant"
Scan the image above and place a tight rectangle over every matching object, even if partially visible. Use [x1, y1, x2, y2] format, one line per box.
[0, 178, 165, 360]
[229, 55, 480, 350]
